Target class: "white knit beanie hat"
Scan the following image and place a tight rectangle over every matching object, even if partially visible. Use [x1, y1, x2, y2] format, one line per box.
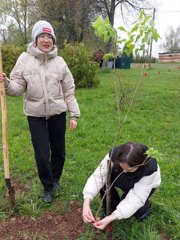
[32, 20, 56, 43]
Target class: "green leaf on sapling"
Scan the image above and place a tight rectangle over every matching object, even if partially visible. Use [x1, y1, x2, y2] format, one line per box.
[103, 53, 114, 60]
[131, 23, 139, 33]
[139, 10, 144, 20]
[118, 26, 127, 32]
[146, 148, 163, 163]
[134, 48, 139, 56]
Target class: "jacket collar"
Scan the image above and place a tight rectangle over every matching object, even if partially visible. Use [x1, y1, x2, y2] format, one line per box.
[27, 42, 57, 59]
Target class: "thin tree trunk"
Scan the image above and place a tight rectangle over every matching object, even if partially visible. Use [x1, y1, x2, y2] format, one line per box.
[148, 8, 155, 69]
[106, 160, 112, 240]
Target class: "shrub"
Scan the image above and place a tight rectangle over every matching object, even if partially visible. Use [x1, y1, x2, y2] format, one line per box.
[2, 43, 99, 89]
[2, 44, 26, 76]
[60, 42, 99, 88]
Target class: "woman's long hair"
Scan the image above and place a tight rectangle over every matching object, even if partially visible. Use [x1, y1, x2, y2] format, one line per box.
[115, 142, 148, 167]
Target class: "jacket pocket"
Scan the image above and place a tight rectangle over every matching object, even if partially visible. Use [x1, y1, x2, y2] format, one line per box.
[24, 99, 46, 116]
[24, 74, 43, 99]
[46, 73, 64, 98]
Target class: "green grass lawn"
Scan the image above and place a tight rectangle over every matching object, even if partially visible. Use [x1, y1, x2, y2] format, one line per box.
[0, 63, 179, 239]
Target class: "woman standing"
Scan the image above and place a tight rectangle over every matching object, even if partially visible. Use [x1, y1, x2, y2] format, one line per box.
[83, 142, 161, 229]
[0, 20, 80, 203]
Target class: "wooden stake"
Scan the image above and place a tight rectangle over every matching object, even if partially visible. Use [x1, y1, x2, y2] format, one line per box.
[0, 45, 15, 210]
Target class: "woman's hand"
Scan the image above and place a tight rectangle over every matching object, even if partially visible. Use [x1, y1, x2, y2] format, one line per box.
[82, 199, 95, 223]
[93, 213, 117, 230]
[70, 119, 77, 130]
[0, 73, 6, 81]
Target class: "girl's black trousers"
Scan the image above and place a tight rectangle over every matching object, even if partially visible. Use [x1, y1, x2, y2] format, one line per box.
[27, 112, 66, 192]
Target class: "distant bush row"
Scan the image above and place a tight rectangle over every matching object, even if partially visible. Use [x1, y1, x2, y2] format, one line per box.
[1, 43, 99, 88]
[132, 56, 157, 63]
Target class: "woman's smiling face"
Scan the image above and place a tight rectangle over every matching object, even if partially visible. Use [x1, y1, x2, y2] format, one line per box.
[36, 33, 54, 53]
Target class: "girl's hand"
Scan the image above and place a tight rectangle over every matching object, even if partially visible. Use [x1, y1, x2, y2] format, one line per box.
[82, 199, 95, 223]
[70, 119, 77, 130]
[93, 214, 117, 230]
[0, 73, 6, 81]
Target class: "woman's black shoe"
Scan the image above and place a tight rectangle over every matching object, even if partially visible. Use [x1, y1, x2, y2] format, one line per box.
[43, 191, 53, 203]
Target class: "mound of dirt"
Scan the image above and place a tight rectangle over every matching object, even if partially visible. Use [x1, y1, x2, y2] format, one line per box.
[0, 202, 86, 240]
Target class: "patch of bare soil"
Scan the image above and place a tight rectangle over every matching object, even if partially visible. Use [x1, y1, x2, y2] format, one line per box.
[0, 202, 86, 240]
[159, 232, 170, 240]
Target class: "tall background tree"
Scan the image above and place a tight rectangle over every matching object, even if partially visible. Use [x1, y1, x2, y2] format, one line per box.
[0, 0, 156, 51]
[97, 0, 156, 53]
[0, 0, 34, 44]
[98, 0, 155, 26]
[35, 0, 105, 47]
[160, 25, 180, 52]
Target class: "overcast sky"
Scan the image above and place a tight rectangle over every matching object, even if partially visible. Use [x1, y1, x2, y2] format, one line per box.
[152, 0, 180, 56]
[114, 0, 180, 57]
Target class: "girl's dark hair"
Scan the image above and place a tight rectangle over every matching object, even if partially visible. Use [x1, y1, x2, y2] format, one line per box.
[115, 142, 148, 167]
